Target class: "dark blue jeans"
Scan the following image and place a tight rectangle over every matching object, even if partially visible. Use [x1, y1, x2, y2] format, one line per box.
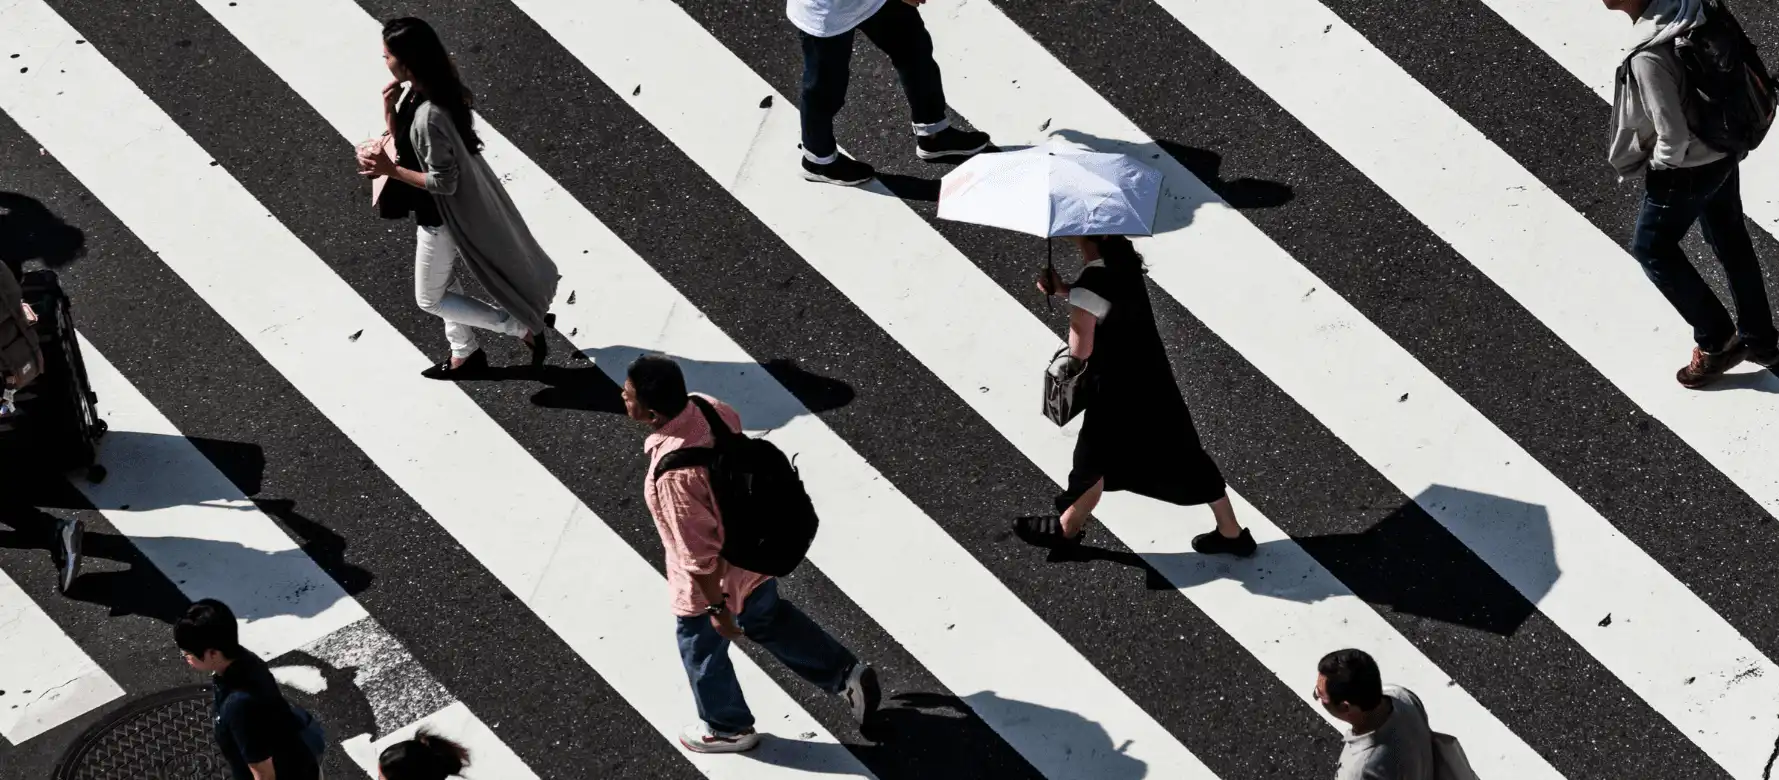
[799, 0, 950, 161]
[1630, 157, 1777, 352]
[675, 579, 857, 734]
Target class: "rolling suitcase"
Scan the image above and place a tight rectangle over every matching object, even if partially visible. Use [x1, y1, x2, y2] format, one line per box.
[0, 269, 107, 479]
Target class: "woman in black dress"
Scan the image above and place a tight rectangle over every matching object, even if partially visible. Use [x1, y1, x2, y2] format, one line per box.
[1016, 235, 1255, 556]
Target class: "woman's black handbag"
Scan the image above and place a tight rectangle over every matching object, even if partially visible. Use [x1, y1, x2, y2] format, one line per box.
[1042, 347, 1092, 426]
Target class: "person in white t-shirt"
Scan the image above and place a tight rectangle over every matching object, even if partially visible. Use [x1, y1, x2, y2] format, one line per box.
[787, 0, 991, 186]
[1315, 649, 1436, 780]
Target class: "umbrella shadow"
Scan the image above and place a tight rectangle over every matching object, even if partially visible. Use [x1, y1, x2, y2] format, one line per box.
[1030, 485, 1555, 635]
[0, 191, 87, 278]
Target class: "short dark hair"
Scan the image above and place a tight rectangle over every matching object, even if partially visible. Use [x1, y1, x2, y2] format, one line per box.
[1318, 648, 1383, 710]
[175, 599, 241, 659]
[627, 354, 688, 418]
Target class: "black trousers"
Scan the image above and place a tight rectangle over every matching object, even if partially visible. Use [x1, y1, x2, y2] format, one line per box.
[798, 0, 949, 161]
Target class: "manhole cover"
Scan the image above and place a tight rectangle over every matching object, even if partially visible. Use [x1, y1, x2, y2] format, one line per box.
[52, 685, 231, 780]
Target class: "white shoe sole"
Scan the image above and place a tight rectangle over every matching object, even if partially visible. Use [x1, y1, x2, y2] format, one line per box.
[801, 170, 874, 186]
[679, 734, 761, 754]
[914, 140, 990, 160]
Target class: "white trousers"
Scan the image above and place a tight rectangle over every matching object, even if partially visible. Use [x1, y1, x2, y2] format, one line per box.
[414, 224, 526, 359]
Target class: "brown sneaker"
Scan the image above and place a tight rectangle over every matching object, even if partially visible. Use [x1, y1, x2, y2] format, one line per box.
[1676, 340, 1748, 388]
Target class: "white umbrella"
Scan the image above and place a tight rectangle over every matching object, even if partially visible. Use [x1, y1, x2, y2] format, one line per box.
[937, 141, 1162, 238]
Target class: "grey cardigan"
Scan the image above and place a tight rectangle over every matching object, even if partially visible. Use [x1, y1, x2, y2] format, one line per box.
[410, 100, 560, 334]
[1609, 41, 1728, 179]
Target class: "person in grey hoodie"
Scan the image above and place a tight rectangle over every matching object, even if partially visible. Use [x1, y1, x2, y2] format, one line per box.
[1607, 0, 1778, 387]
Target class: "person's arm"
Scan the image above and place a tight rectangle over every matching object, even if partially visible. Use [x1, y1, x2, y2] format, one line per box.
[1066, 305, 1097, 361]
[1632, 50, 1694, 169]
[657, 470, 742, 638]
[359, 105, 450, 192]
[224, 699, 279, 780]
[247, 758, 277, 780]
[381, 79, 401, 137]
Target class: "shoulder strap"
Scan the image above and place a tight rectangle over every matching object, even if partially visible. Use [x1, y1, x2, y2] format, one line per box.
[687, 395, 737, 443]
[653, 446, 717, 481]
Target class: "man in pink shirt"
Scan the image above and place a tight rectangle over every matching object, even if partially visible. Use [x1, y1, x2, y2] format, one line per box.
[624, 355, 880, 754]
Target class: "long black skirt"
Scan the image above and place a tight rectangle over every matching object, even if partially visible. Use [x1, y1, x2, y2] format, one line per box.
[1054, 397, 1228, 513]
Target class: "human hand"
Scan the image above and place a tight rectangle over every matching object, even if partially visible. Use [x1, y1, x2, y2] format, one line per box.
[381, 79, 402, 113]
[1036, 267, 1066, 296]
[711, 611, 743, 640]
[357, 146, 398, 178]
[20, 302, 35, 325]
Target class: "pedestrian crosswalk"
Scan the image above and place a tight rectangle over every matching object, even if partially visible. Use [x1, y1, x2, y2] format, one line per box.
[2, 0, 1778, 777]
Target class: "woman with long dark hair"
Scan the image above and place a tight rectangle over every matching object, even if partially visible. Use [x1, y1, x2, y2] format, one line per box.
[378, 729, 469, 780]
[358, 17, 559, 379]
[1017, 235, 1255, 556]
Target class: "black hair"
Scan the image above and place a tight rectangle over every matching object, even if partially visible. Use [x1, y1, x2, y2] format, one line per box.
[382, 18, 483, 154]
[174, 599, 241, 659]
[1317, 648, 1384, 710]
[627, 354, 689, 419]
[378, 729, 470, 780]
[1088, 235, 1147, 274]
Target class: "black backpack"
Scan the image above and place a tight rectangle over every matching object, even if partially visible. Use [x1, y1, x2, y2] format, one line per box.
[652, 396, 818, 577]
[1673, 0, 1779, 155]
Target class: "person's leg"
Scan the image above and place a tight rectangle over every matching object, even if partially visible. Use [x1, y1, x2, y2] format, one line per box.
[675, 614, 755, 735]
[1208, 496, 1241, 537]
[414, 225, 479, 359]
[856, 1, 948, 135]
[1059, 478, 1104, 538]
[414, 227, 528, 349]
[799, 29, 856, 164]
[735, 580, 856, 693]
[1698, 162, 1779, 355]
[1630, 168, 1737, 351]
[737, 580, 878, 724]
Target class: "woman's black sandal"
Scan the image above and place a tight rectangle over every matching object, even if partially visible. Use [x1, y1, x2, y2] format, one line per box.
[421, 348, 488, 379]
[1013, 515, 1088, 548]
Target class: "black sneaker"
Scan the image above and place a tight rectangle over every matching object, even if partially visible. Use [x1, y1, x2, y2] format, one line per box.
[915, 127, 991, 160]
[841, 662, 881, 725]
[801, 154, 876, 186]
[1191, 527, 1257, 558]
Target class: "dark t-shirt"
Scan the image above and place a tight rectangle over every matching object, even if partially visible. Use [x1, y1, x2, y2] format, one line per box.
[211, 651, 319, 780]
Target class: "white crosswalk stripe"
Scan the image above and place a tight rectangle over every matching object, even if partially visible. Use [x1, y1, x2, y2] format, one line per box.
[4, 0, 1779, 777]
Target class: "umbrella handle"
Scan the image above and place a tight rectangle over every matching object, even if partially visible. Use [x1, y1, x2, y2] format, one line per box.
[1044, 239, 1055, 312]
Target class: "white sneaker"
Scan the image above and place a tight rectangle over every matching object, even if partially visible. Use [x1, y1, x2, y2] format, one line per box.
[679, 723, 761, 754]
[841, 663, 880, 724]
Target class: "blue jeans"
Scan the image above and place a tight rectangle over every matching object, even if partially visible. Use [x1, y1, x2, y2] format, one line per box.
[798, 0, 950, 162]
[675, 579, 857, 734]
[1629, 157, 1777, 352]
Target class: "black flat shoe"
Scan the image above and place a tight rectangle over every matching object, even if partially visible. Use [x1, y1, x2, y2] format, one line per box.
[528, 313, 556, 368]
[422, 348, 488, 380]
[1013, 515, 1088, 548]
[1191, 527, 1257, 558]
